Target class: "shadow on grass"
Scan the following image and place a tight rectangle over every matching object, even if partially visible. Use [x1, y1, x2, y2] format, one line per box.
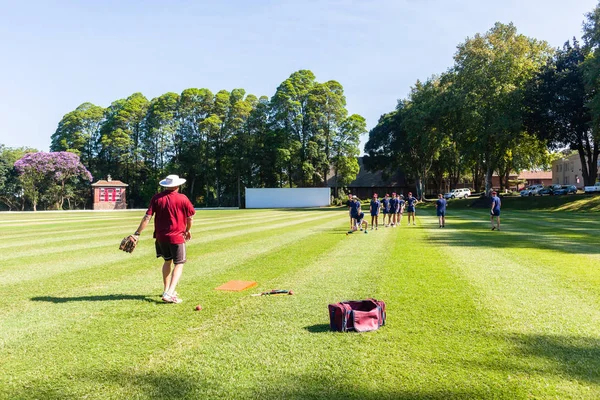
[425, 215, 600, 255]
[467, 333, 600, 386]
[30, 294, 158, 303]
[304, 323, 331, 333]
[6, 369, 484, 400]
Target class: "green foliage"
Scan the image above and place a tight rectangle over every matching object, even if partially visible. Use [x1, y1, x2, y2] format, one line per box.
[0, 145, 37, 210]
[524, 39, 599, 185]
[44, 71, 363, 209]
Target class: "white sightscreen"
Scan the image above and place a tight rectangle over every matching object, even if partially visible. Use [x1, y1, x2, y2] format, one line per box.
[245, 188, 331, 208]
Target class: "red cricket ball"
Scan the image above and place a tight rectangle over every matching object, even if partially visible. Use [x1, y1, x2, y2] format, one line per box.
[288, 290, 294, 295]
[195, 305, 202, 311]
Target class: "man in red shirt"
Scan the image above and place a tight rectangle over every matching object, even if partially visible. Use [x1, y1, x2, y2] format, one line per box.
[131, 175, 195, 304]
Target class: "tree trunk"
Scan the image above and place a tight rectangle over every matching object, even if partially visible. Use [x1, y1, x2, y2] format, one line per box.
[485, 166, 493, 196]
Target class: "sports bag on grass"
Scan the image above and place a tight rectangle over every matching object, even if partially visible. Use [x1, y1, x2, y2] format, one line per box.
[328, 299, 386, 332]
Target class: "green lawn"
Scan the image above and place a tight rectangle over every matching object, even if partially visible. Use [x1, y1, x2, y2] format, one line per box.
[1, 206, 600, 399]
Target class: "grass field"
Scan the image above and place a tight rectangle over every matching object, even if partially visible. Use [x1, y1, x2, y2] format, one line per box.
[1, 204, 600, 399]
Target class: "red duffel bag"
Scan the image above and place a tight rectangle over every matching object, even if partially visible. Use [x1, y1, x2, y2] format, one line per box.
[328, 299, 386, 332]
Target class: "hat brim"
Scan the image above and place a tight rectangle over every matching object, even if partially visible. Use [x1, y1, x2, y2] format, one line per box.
[159, 178, 186, 187]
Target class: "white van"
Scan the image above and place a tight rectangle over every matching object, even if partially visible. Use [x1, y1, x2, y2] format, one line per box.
[444, 188, 471, 199]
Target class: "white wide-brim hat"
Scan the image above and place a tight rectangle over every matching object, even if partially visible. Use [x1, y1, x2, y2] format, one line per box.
[159, 174, 186, 187]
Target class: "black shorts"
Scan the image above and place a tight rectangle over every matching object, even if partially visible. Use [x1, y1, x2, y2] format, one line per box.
[155, 241, 187, 264]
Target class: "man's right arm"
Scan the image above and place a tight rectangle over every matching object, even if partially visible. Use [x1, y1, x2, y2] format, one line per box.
[133, 214, 152, 237]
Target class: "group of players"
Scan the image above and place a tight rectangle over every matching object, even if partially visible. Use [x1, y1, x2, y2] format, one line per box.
[346, 192, 419, 233]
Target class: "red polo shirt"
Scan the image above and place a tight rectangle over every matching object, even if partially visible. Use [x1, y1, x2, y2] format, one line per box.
[146, 190, 196, 244]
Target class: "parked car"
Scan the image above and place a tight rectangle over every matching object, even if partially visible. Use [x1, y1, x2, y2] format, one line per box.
[538, 184, 562, 196]
[564, 185, 577, 194]
[519, 186, 539, 196]
[520, 184, 544, 196]
[553, 187, 568, 195]
[444, 188, 471, 199]
[584, 182, 600, 194]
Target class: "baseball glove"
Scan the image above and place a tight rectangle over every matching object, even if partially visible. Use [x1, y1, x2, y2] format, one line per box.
[119, 235, 138, 253]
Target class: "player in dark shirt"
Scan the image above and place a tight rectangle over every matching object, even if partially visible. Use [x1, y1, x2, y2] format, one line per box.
[406, 192, 419, 226]
[381, 194, 391, 227]
[389, 193, 398, 227]
[346, 194, 354, 230]
[490, 191, 501, 231]
[397, 194, 406, 226]
[369, 193, 381, 230]
[435, 193, 447, 228]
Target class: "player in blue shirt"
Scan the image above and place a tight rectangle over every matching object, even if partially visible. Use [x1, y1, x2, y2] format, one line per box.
[436, 193, 447, 228]
[406, 192, 419, 226]
[490, 191, 501, 231]
[349, 196, 364, 232]
[346, 194, 354, 230]
[381, 194, 391, 227]
[389, 193, 398, 227]
[396, 194, 406, 226]
[369, 193, 381, 230]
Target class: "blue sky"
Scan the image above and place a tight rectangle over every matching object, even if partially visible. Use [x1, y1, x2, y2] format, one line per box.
[0, 0, 597, 153]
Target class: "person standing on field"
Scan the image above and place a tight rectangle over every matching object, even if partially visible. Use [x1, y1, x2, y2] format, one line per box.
[397, 194, 406, 226]
[406, 192, 419, 226]
[436, 193, 447, 228]
[131, 174, 195, 304]
[389, 193, 398, 227]
[346, 194, 354, 230]
[370, 193, 381, 230]
[381, 194, 391, 227]
[490, 191, 501, 231]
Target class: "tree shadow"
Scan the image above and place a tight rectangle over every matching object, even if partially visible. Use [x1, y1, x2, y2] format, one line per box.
[425, 216, 600, 255]
[5, 369, 484, 400]
[304, 323, 331, 333]
[30, 294, 158, 303]
[467, 333, 600, 385]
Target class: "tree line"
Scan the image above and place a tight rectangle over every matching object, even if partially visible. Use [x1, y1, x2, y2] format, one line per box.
[2, 70, 362, 210]
[365, 3, 600, 198]
[0, 70, 364, 210]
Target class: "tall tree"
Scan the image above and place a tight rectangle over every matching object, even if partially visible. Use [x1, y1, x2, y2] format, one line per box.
[14, 152, 92, 211]
[453, 22, 553, 194]
[50, 102, 105, 175]
[332, 114, 365, 188]
[0, 145, 37, 210]
[524, 39, 598, 185]
[177, 88, 214, 204]
[270, 70, 318, 186]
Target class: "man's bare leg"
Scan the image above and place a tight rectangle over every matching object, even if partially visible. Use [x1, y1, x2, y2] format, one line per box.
[162, 260, 173, 293]
[166, 264, 184, 296]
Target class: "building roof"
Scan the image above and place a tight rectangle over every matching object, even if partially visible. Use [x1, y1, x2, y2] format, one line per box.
[518, 170, 552, 180]
[492, 170, 552, 180]
[92, 179, 128, 187]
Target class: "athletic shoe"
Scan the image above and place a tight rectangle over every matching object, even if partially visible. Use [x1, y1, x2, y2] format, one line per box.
[413, 223, 416, 226]
[491, 227, 496, 231]
[162, 292, 182, 303]
[375, 227, 378, 230]
[439, 225, 442, 228]
[169, 295, 183, 304]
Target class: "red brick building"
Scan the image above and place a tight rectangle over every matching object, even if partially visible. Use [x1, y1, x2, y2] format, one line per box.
[91, 176, 128, 210]
[491, 170, 552, 191]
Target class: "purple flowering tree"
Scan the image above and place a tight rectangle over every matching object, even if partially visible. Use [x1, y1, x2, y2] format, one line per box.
[14, 152, 93, 211]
